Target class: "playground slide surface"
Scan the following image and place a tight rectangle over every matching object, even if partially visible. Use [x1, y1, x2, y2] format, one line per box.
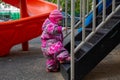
[3, 0, 57, 16]
[0, 0, 57, 56]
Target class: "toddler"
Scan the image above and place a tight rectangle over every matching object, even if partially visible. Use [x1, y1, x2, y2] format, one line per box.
[41, 10, 70, 72]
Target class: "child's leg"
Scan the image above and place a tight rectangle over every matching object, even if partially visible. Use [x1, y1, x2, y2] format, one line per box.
[46, 58, 59, 72]
[57, 50, 70, 64]
[49, 41, 70, 63]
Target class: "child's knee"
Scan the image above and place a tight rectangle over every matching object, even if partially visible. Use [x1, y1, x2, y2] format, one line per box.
[57, 51, 70, 61]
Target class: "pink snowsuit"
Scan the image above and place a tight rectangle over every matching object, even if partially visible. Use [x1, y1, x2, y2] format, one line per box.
[40, 10, 70, 71]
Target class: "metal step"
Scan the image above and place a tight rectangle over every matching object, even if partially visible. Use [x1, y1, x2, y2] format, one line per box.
[61, 10, 120, 80]
[60, 63, 70, 80]
[86, 28, 109, 35]
[61, 2, 120, 80]
[63, 29, 79, 53]
[75, 41, 93, 60]
[61, 18, 120, 80]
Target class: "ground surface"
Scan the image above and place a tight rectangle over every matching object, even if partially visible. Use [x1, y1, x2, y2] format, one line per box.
[0, 36, 120, 80]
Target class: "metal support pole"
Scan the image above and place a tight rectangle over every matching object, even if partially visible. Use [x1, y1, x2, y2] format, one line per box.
[112, 0, 115, 12]
[65, 0, 68, 33]
[57, 0, 60, 10]
[93, 0, 96, 32]
[82, 0, 85, 41]
[71, 0, 75, 80]
[102, 0, 106, 21]
[80, 0, 82, 21]
[87, 0, 89, 14]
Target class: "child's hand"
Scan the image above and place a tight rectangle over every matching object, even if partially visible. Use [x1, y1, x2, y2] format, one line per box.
[62, 27, 67, 31]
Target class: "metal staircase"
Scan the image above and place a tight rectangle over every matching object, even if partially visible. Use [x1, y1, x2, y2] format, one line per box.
[60, 0, 120, 80]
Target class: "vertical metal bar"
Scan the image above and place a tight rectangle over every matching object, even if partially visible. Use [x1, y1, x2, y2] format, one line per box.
[80, 0, 82, 21]
[71, 0, 75, 80]
[112, 0, 115, 12]
[87, 0, 89, 14]
[65, 0, 68, 33]
[57, 0, 60, 10]
[82, 0, 85, 41]
[93, 0, 96, 32]
[102, 0, 106, 21]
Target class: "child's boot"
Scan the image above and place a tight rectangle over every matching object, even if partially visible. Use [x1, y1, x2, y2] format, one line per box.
[46, 59, 59, 72]
[59, 56, 71, 64]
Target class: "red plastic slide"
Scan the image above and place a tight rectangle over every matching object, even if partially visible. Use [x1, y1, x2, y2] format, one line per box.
[0, 0, 57, 56]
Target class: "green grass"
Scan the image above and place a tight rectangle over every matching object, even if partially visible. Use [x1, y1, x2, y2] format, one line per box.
[0, 0, 2, 3]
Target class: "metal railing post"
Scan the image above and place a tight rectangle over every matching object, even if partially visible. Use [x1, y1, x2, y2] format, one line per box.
[57, 0, 60, 10]
[71, 0, 75, 80]
[112, 0, 115, 11]
[103, 0, 106, 21]
[80, 0, 82, 21]
[87, 0, 89, 14]
[65, 0, 68, 33]
[82, 0, 86, 41]
[93, 0, 96, 32]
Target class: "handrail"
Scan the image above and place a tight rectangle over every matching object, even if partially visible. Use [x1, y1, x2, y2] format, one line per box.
[63, 0, 103, 39]
[75, 1, 120, 53]
[56, 0, 120, 79]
